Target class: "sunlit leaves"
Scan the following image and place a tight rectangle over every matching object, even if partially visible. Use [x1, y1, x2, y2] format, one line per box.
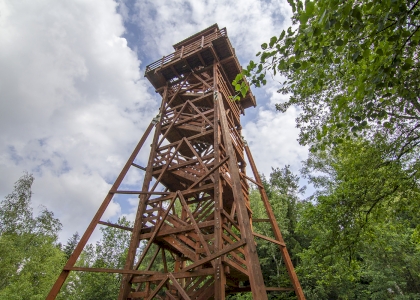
[0, 174, 65, 299]
[240, 0, 420, 169]
[298, 138, 420, 297]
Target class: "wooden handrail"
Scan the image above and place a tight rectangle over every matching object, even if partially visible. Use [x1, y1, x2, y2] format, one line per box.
[145, 28, 227, 73]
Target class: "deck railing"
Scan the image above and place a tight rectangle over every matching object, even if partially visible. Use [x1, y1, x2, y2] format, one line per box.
[145, 28, 227, 73]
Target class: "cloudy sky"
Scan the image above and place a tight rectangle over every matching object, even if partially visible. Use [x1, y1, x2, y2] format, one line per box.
[0, 0, 308, 242]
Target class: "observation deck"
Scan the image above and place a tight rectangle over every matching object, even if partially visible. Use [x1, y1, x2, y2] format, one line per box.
[144, 24, 256, 111]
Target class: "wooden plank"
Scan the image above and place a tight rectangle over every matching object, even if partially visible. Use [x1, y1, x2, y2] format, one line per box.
[221, 209, 239, 230]
[128, 291, 148, 298]
[67, 267, 157, 275]
[98, 221, 133, 232]
[252, 219, 270, 222]
[253, 232, 286, 247]
[199, 283, 216, 299]
[131, 162, 146, 171]
[169, 273, 192, 300]
[222, 257, 249, 277]
[134, 194, 178, 269]
[165, 290, 177, 300]
[216, 92, 268, 299]
[241, 173, 264, 188]
[132, 268, 214, 283]
[183, 239, 246, 272]
[112, 191, 171, 195]
[160, 235, 197, 261]
[157, 129, 214, 151]
[188, 156, 229, 190]
[139, 220, 214, 240]
[145, 278, 169, 300]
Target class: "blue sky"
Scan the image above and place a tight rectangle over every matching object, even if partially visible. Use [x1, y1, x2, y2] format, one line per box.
[0, 0, 309, 242]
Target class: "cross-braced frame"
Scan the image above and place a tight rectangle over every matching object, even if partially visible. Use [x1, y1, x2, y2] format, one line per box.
[47, 24, 305, 300]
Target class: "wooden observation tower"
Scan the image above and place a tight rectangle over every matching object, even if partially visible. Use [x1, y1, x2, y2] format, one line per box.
[48, 24, 305, 300]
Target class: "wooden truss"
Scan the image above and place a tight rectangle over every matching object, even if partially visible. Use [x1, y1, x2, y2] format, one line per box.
[47, 25, 305, 300]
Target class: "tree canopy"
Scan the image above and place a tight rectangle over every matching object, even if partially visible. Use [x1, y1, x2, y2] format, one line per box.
[0, 173, 65, 300]
[230, 1, 420, 298]
[234, 0, 419, 172]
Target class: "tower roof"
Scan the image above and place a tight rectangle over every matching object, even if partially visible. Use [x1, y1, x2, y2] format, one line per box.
[145, 25, 256, 110]
[172, 24, 219, 49]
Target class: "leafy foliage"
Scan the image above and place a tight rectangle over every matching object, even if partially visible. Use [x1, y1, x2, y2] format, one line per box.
[63, 232, 80, 260]
[0, 173, 65, 299]
[231, 2, 420, 297]
[298, 139, 420, 298]
[238, 0, 420, 170]
[59, 217, 132, 300]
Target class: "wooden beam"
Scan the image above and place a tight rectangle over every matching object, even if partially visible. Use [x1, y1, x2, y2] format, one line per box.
[98, 221, 133, 232]
[46, 120, 156, 300]
[244, 144, 306, 300]
[169, 273, 192, 300]
[253, 232, 286, 247]
[132, 268, 214, 283]
[183, 239, 246, 272]
[216, 88, 268, 300]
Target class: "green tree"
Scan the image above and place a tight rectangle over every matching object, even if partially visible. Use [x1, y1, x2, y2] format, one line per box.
[59, 217, 132, 300]
[236, 0, 420, 171]
[63, 232, 80, 259]
[0, 173, 65, 300]
[297, 139, 420, 298]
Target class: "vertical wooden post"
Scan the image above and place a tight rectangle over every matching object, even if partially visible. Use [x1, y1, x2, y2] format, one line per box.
[216, 92, 268, 300]
[213, 64, 226, 300]
[118, 86, 169, 299]
[180, 46, 184, 59]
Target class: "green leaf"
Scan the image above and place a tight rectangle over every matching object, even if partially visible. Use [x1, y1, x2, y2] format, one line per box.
[300, 13, 309, 24]
[270, 36, 278, 47]
[343, 20, 350, 29]
[387, 35, 399, 42]
[293, 62, 302, 69]
[261, 43, 268, 50]
[363, 48, 370, 58]
[402, 63, 412, 71]
[352, 7, 362, 20]
[335, 39, 344, 46]
[306, 1, 315, 16]
[279, 30, 286, 41]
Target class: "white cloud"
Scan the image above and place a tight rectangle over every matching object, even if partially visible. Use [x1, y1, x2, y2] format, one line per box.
[125, 0, 305, 175]
[0, 0, 157, 242]
[129, 0, 293, 63]
[0, 0, 308, 246]
[244, 104, 308, 177]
